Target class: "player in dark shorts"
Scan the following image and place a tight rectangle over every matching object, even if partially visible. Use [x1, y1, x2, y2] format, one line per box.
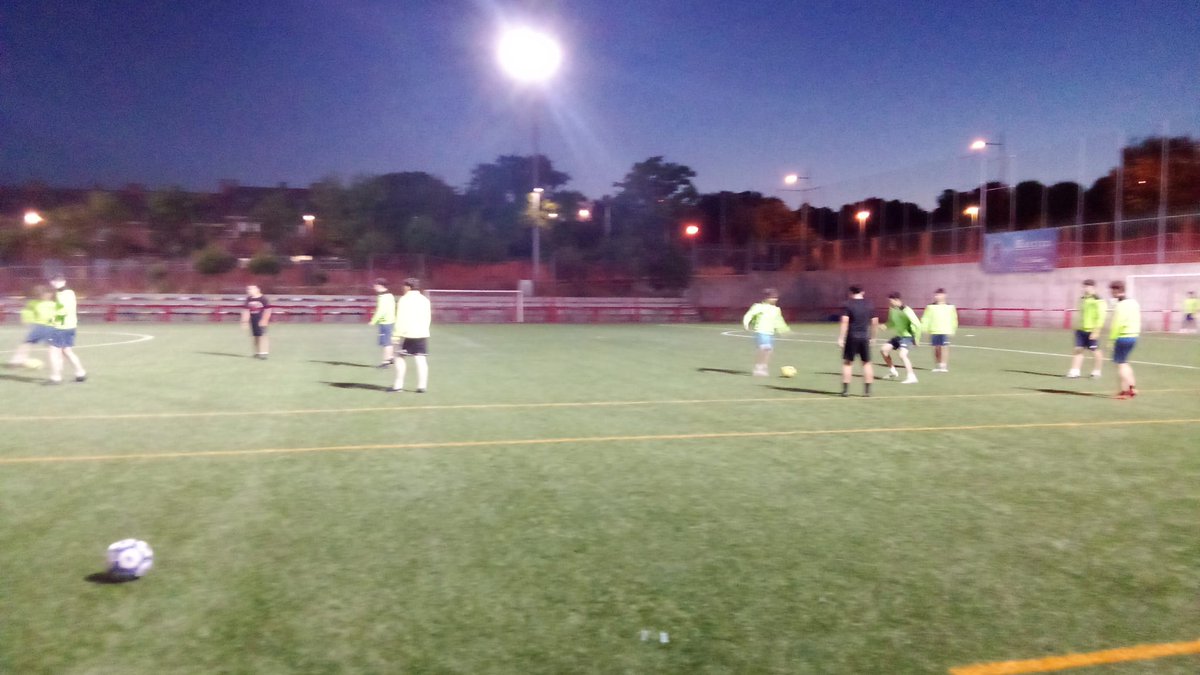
[837, 285, 878, 397]
[240, 284, 272, 359]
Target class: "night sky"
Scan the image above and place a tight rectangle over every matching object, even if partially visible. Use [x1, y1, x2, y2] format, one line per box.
[2, 1, 1197, 207]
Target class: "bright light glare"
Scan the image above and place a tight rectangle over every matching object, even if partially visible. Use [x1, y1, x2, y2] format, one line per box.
[970, 139, 987, 151]
[964, 206, 980, 216]
[302, 214, 315, 223]
[855, 210, 870, 222]
[497, 27, 562, 83]
[577, 208, 591, 220]
[783, 174, 799, 185]
[24, 211, 43, 226]
[684, 224, 700, 237]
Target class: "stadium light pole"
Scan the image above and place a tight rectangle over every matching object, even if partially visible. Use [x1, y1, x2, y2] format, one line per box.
[782, 173, 819, 236]
[970, 138, 1003, 231]
[498, 26, 563, 288]
[855, 210, 870, 246]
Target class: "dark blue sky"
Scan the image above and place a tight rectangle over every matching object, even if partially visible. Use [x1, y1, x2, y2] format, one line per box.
[2, 1, 1197, 208]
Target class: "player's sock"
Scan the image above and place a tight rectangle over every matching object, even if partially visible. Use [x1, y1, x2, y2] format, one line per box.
[841, 382, 849, 396]
[415, 355, 428, 390]
[393, 358, 407, 391]
[863, 383, 871, 396]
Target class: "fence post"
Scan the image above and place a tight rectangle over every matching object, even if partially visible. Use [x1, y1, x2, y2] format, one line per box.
[1163, 310, 1171, 333]
[1023, 309, 1031, 328]
[985, 308, 994, 327]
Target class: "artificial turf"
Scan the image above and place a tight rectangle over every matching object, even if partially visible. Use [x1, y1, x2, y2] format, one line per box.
[1, 322, 1197, 674]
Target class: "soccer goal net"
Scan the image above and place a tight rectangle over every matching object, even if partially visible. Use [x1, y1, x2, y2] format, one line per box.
[1125, 273, 1200, 332]
[425, 289, 525, 323]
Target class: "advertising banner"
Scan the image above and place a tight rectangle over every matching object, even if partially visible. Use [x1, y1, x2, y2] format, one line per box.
[982, 229, 1058, 273]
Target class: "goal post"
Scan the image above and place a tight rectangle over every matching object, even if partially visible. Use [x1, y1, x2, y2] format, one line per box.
[425, 289, 525, 323]
[1125, 272, 1200, 332]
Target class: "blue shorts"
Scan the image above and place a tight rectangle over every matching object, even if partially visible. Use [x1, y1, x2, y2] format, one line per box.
[1074, 329, 1101, 351]
[1112, 337, 1136, 364]
[24, 325, 55, 344]
[888, 336, 916, 350]
[377, 323, 394, 346]
[755, 333, 774, 349]
[1186, 313, 1196, 324]
[49, 328, 76, 349]
[930, 334, 950, 347]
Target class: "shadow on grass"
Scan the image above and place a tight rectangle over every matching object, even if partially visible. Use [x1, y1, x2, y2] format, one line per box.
[196, 351, 248, 359]
[1004, 369, 1064, 378]
[1017, 387, 1106, 398]
[84, 572, 138, 585]
[0, 372, 44, 384]
[697, 367, 748, 376]
[323, 381, 391, 392]
[310, 360, 375, 369]
[765, 385, 841, 396]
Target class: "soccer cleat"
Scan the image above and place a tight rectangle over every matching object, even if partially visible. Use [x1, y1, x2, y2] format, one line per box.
[387, 387, 403, 393]
[752, 366, 768, 377]
[936, 364, 948, 372]
[75, 374, 87, 383]
[902, 375, 918, 384]
[416, 388, 426, 393]
[888, 368, 899, 378]
[840, 390, 849, 397]
[1090, 370, 1102, 379]
[1065, 370, 1080, 379]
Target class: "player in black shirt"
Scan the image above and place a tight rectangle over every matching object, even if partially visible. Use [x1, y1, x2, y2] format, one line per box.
[240, 284, 272, 359]
[837, 285, 878, 397]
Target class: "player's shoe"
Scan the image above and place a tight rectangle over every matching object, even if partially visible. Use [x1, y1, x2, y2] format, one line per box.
[1090, 370, 1102, 378]
[902, 375, 918, 384]
[416, 388, 426, 393]
[387, 386, 403, 393]
[934, 363, 948, 372]
[752, 365, 768, 377]
[1115, 390, 1133, 400]
[75, 374, 87, 383]
[885, 368, 899, 379]
[1065, 369, 1080, 378]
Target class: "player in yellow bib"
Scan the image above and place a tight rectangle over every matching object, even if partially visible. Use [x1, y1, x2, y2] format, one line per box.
[8, 285, 56, 367]
[1182, 291, 1197, 334]
[48, 274, 87, 384]
[1109, 280, 1140, 399]
[920, 288, 958, 372]
[742, 288, 790, 377]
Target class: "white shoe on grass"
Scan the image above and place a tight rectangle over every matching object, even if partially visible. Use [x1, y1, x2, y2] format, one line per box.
[902, 375, 918, 384]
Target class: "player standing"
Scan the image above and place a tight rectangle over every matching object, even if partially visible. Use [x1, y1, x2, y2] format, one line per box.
[837, 285, 878, 397]
[8, 285, 56, 367]
[1109, 281, 1140, 399]
[1066, 279, 1106, 378]
[390, 278, 431, 393]
[880, 292, 921, 384]
[370, 279, 397, 367]
[240, 284, 272, 359]
[920, 288, 958, 372]
[1181, 291, 1197, 334]
[47, 274, 87, 384]
[742, 288, 790, 377]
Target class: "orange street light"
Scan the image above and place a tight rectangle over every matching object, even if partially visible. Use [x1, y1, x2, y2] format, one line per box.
[855, 210, 870, 226]
[683, 224, 700, 237]
[964, 205, 980, 225]
[24, 210, 44, 227]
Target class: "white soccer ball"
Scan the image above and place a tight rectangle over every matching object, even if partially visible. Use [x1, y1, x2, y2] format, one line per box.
[23, 357, 43, 370]
[106, 539, 154, 579]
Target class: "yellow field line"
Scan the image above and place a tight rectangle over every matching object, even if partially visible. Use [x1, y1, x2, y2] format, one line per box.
[950, 637, 1200, 674]
[2, 417, 1197, 465]
[0, 388, 1196, 422]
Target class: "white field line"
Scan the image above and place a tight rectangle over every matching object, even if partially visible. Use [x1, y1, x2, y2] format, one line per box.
[0, 331, 155, 356]
[721, 330, 1200, 371]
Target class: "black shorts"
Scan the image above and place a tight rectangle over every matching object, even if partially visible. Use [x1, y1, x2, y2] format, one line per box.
[249, 318, 267, 337]
[399, 337, 428, 355]
[842, 336, 870, 363]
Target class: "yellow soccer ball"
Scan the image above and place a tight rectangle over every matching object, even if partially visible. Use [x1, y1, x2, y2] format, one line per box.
[23, 357, 44, 370]
[780, 365, 797, 378]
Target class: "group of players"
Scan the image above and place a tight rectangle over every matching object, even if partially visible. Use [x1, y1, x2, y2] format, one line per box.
[6, 273, 87, 384]
[238, 277, 432, 393]
[743, 278, 1163, 399]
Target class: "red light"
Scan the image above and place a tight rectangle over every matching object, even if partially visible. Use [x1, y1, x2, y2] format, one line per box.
[684, 224, 700, 237]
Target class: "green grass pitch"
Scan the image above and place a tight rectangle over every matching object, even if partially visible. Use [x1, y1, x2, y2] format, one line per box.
[1, 322, 1198, 674]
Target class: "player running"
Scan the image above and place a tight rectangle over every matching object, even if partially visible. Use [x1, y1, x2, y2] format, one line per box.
[47, 274, 87, 384]
[837, 285, 878, 397]
[1066, 279, 1106, 379]
[742, 288, 790, 377]
[7, 285, 56, 368]
[1182, 291, 1197, 334]
[880, 292, 921, 384]
[370, 279, 397, 367]
[1109, 281, 1140, 399]
[920, 288, 958, 372]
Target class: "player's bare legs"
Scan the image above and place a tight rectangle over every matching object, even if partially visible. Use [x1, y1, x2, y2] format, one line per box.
[414, 355, 428, 390]
[898, 347, 916, 382]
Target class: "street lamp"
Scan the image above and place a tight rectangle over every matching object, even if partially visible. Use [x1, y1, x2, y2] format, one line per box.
[782, 173, 818, 235]
[855, 210, 870, 246]
[24, 210, 43, 227]
[964, 205, 980, 226]
[498, 26, 562, 287]
[577, 208, 591, 221]
[302, 214, 315, 234]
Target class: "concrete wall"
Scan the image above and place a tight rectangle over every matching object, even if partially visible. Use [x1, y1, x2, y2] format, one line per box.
[690, 262, 1200, 325]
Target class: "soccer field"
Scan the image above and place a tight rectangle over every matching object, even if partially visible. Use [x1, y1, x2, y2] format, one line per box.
[1, 322, 1198, 674]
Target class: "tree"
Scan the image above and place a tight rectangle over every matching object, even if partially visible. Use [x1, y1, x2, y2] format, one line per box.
[1121, 136, 1200, 217]
[467, 155, 571, 257]
[148, 187, 203, 255]
[611, 156, 698, 244]
[251, 190, 300, 245]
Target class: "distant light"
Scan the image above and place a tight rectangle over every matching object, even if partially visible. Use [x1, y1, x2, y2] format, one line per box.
[302, 214, 315, 223]
[24, 211, 43, 226]
[498, 27, 563, 84]
[970, 139, 988, 151]
[577, 208, 591, 220]
[964, 206, 980, 216]
[855, 210, 870, 222]
[684, 224, 700, 237]
[784, 174, 799, 185]
[1137, 180, 1147, 185]
[547, 212, 559, 219]
[533, 187, 544, 193]
[290, 255, 314, 262]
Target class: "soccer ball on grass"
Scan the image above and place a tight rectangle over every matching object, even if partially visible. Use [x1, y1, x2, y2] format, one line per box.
[23, 357, 43, 370]
[106, 539, 154, 579]
[780, 366, 797, 378]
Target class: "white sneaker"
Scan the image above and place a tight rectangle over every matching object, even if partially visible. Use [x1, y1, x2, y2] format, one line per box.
[887, 368, 899, 379]
[1065, 370, 1080, 379]
[937, 364, 948, 372]
[1090, 371, 1102, 379]
[902, 375, 918, 384]
[752, 366, 768, 377]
